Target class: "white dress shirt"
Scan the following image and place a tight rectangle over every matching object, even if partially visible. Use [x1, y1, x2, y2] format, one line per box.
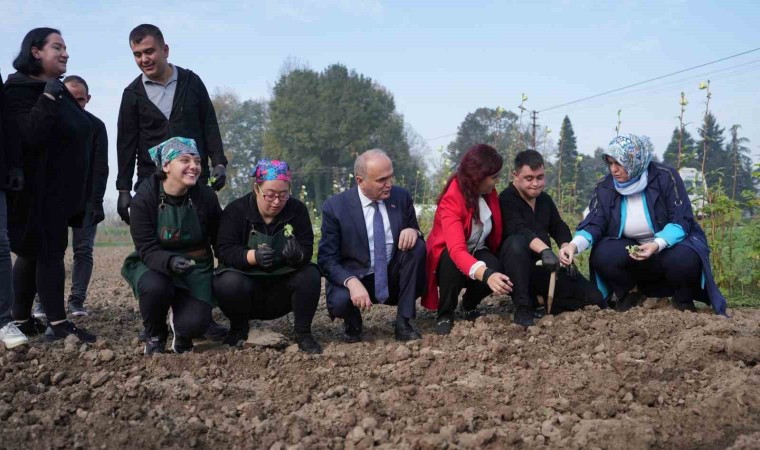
[467, 197, 493, 279]
[357, 188, 394, 273]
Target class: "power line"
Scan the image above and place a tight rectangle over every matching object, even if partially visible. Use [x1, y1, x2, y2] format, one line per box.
[539, 61, 760, 117]
[423, 47, 760, 145]
[538, 47, 760, 113]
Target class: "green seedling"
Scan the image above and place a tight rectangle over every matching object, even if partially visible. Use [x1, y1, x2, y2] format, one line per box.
[284, 224, 294, 237]
[207, 176, 217, 187]
[626, 245, 641, 255]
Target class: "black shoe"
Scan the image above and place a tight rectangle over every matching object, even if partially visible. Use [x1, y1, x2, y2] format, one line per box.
[435, 317, 453, 335]
[67, 297, 89, 317]
[16, 317, 47, 336]
[169, 310, 193, 353]
[172, 335, 194, 354]
[295, 333, 323, 354]
[615, 291, 646, 312]
[343, 316, 363, 343]
[45, 321, 97, 343]
[394, 318, 421, 342]
[204, 319, 228, 342]
[674, 300, 697, 312]
[32, 298, 46, 320]
[144, 336, 166, 355]
[514, 306, 535, 328]
[462, 308, 481, 321]
[222, 328, 248, 347]
[138, 329, 148, 342]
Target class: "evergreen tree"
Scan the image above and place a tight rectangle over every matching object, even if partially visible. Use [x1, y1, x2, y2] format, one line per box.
[663, 127, 697, 168]
[726, 124, 754, 204]
[696, 112, 727, 192]
[554, 116, 579, 212]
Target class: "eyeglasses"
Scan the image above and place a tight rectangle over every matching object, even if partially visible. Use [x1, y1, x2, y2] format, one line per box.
[256, 185, 290, 202]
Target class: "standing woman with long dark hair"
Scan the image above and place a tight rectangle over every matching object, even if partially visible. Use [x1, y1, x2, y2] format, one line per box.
[3, 28, 96, 342]
[423, 144, 513, 335]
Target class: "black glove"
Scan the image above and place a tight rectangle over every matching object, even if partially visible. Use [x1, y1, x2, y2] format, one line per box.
[6, 167, 24, 191]
[254, 244, 276, 269]
[44, 79, 65, 98]
[169, 256, 193, 274]
[281, 238, 304, 266]
[565, 262, 579, 279]
[209, 165, 227, 191]
[91, 203, 105, 224]
[539, 248, 560, 272]
[117, 191, 132, 225]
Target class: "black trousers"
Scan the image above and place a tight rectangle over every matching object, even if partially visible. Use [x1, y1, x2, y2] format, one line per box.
[436, 247, 503, 320]
[590, 238, 701, 305]
[138, 270, 212, 339]
[214, 264, 321, 335]
[326, 239, 426, 323]
[501, 234, 603, 312]
[12, 255, 67, 322]
[11, 206, 70, 323]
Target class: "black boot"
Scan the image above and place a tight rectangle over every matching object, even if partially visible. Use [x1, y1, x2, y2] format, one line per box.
[45, 321, 97, 343]
[674, 299, 697, 312]
[514, 305, 535, 328]
[16, 317, 47, 336]
[144, 335, 167, 355]
[343, 313, 363, 343]
[223, 326, 249, 347]
[295, 332, 322, 354]
[204, 318, 228, 342]
[615, 291, 646, 312]
[394, 316, 421, 341]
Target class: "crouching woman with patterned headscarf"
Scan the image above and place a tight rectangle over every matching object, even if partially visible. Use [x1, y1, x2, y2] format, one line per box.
[559, 134, 726, 315]
[121, 137, 222, 355]
[213, 159, 322, 354]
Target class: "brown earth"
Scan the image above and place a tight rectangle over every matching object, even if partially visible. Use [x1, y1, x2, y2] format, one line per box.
[1, 246, 759, 450]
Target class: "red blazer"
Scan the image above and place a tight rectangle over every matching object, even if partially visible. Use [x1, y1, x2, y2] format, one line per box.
[422, 178, 502, 310]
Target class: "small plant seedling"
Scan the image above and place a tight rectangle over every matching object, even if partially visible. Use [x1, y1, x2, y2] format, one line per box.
[626, 245, 641, 255]
[189, 260, 196, 266]
[284, 224, 294, 237]
[207, 176, 217, 187]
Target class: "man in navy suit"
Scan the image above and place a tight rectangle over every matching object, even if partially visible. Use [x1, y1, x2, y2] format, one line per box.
[319, 149, 426, 342]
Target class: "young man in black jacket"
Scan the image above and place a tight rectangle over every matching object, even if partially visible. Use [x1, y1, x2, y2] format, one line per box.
[116, 24, 228, 225]
[499, 150, 602, 327]
[117, 24, 229, 340]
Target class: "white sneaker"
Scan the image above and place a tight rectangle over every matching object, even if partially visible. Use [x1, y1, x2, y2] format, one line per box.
[1, 322, 29, 349]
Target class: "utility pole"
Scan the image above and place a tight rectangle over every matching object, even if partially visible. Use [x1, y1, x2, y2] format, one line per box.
[531, 110, 538, 149]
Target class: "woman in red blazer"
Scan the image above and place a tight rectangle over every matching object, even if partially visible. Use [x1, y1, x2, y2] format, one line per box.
[423, 144, 513, 335]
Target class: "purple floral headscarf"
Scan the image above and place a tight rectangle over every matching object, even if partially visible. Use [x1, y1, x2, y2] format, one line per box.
[250, 159, 292, 184]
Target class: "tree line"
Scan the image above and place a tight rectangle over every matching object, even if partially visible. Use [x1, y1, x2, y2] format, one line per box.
[213, 61, 757, 219]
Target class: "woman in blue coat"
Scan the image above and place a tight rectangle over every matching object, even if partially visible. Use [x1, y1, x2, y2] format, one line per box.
[559, 134, 726, 315]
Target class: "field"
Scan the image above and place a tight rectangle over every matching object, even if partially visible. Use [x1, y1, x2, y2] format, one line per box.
[1, 245, 759, 449]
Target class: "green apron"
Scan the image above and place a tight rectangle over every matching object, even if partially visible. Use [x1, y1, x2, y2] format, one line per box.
[121, 185, 215, 306]
[215, 224, 298, 278]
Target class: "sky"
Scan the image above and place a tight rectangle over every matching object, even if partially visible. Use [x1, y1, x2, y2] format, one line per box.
[2, 0, 759, 202]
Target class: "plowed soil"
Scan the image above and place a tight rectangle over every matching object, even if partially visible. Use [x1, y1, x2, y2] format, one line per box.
[1, 247, 759, 449]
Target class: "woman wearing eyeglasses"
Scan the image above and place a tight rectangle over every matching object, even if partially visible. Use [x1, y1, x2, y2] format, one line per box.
[121, 137, 222, 355]
[214, 159, 322, 354]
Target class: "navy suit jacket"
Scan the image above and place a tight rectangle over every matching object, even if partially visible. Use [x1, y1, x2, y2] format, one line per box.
[318, 185, 421, 287]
